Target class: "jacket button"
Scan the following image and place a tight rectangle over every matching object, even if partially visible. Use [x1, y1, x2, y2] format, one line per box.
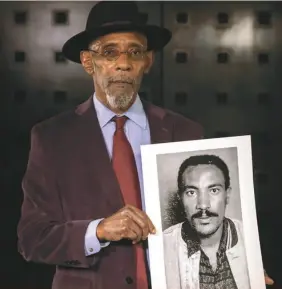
[125, 276, 133, 284]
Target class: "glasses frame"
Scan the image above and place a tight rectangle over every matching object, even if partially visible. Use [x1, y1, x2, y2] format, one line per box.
[87, 46, 148, 62]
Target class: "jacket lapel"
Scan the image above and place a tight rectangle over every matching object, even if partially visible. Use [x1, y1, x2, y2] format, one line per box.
[75, 97, 124, 213]
[73, 98, 173, 214]
[142, 100, 172, 144]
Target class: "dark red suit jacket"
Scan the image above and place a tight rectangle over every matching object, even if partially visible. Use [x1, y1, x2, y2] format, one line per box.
[17, 96, 203, 289]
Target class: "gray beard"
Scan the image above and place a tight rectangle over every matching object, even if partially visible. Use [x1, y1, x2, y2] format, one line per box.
[105, 92, 134, 111]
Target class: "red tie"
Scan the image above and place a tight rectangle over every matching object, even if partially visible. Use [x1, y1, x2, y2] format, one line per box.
[112, 116, 149, 289]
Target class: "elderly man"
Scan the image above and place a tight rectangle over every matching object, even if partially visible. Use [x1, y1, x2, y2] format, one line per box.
[164, 155, 249, 289]
[17, 1, 274, 289]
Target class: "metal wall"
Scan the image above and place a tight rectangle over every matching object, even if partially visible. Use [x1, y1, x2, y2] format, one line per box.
[0, 1, 162, 131]
[162, 1, 282, 210]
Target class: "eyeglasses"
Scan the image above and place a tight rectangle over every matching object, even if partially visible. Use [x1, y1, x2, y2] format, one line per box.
[88, 47, 147, 61]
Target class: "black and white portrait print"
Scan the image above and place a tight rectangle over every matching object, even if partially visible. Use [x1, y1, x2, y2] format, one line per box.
[141, 136, 265, 289]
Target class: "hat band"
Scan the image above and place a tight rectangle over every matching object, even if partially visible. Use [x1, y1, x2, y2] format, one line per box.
[101, 20, 138, 27]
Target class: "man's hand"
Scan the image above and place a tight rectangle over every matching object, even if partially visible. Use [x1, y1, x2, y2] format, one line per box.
[96, 205, 156, 244]
[265, 270, 274, 286]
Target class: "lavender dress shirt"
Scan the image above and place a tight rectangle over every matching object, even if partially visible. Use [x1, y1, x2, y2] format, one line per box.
[84, 94, 151, 255]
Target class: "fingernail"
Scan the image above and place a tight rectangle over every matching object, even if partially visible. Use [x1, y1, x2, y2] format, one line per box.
[265, 277, 274, 285]
[269, 279, 274, 285]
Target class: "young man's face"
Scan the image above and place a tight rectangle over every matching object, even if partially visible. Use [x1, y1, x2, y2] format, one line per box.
[180, 164, 231, 238]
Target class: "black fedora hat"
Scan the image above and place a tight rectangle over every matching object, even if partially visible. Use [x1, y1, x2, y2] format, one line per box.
[62, 1, 172, 63]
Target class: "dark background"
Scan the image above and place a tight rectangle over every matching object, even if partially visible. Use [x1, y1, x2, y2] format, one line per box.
[0, 1, 281, 288]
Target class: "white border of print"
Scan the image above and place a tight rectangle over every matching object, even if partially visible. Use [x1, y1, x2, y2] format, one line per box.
[141, 135, 265, 289]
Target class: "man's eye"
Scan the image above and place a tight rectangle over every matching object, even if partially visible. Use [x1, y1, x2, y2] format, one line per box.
[103, 49, 117, 56]
[185, 190, 196, 197]
[210, 188, 220, 194]
[129, 49, 144, 57]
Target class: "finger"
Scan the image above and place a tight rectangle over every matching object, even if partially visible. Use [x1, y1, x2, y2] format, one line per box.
[125, 206, 150, 240]
[146, 215, 156, 234]
[129, 206, 156, 235]
[121, 217, 143, 243]
[264, 273, 274, 285]
[127, 219, 144, 243]
[125, 228, 139, 243]
[265, 276, 274, 285]
[130, 208, 150, 240]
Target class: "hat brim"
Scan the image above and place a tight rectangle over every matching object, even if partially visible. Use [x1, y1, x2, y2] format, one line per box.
[62, 24, 172, 63]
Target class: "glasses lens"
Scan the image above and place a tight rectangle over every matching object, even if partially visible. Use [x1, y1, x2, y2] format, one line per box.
[94, 47, 146, 61]
[101, 48, 120, 61]
[128, 48, 145, 60]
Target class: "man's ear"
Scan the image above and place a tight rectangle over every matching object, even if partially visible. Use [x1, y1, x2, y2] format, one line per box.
[226, 187, 232, 205]
[144, 51, 155, 74]
[80, 51, 94, 75]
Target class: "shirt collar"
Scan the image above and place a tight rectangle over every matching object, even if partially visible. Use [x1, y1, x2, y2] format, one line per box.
[93, 93, 147, 129]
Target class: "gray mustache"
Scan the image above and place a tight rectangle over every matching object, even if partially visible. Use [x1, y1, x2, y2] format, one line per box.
[108, 76, 134, 84]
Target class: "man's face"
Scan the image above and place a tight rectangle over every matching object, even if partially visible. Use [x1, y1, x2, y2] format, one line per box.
[180, 164, 231, 238]
[81, 31, 153, 113]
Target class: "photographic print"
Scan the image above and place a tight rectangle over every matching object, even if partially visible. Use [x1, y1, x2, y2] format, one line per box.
[141, 135, 265, 289]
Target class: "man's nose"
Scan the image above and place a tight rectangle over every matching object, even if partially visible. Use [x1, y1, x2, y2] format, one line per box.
[196, 192, 211, 210]
[115, 53, 132, 71]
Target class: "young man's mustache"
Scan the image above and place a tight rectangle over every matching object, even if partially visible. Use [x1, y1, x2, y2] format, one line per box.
[192, 210, 219, 219]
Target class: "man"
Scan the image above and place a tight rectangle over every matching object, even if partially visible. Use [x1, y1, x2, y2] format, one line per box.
[163, 155, 249, 289]
[17, 1, 274, 289]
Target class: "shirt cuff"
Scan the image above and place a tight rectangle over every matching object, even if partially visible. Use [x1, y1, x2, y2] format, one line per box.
[84, 218, 110, 256]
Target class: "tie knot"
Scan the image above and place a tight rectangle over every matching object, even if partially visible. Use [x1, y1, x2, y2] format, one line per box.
[112, 116, 128, 130]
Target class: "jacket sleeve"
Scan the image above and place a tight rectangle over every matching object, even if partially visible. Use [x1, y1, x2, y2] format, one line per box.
[17, 125, 100, 268]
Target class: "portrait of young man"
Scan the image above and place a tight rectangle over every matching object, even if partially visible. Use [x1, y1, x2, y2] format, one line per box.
[16, 1, 275, 289]
[163, 154, 250, 289]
